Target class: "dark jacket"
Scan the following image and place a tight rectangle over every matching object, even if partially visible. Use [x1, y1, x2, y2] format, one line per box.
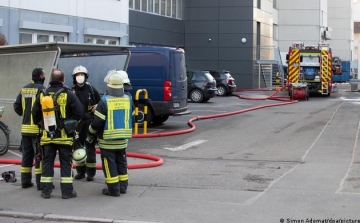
[32, 81, 84, 146]
[14, 80, 46, 136]
[72, 83, 101, 115]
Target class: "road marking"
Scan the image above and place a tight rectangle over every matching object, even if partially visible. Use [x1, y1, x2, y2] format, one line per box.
[164, 140, 207, 151]
[8, 150, 21, 157]
[340, 97, 360, 101]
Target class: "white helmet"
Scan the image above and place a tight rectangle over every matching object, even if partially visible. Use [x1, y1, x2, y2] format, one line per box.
[72, 66, 88, 77]
[72, 148, 87, 163]
[104, 70, 130, 84]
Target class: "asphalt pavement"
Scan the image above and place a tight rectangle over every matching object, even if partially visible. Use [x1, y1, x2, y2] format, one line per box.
[1, 84, 360, 223]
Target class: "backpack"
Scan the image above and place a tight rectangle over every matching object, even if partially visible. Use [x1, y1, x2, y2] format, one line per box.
[41, 86, 76, 137]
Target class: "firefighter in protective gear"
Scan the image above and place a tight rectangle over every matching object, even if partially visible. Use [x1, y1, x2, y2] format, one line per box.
[87, 70, 132, 197]
[14, 68, 46, 190]
[72, 65, 101, 181]
[32, 69, 84, 199]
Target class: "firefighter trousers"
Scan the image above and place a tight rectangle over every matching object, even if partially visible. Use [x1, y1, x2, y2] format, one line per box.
[100, 148, 128, 194]
[20, 135, 41, 187]
[75, 118, 96, 176]
[41, 144, 73, 195]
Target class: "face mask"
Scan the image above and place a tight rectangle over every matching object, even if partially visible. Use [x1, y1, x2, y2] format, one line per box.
[76, 76, 85, 84]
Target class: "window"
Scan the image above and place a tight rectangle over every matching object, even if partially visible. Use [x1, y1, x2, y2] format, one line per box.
[148, 0, 154, 12]
[154, 0, 160, 13]
[166, 0, 171, 17]
[19, 31, 67, 44]
[135, 0, 140, 10]
[273, 0, 277, 9]
[84, 36, 119, 45]
[161, 0, 166, 16]
[19, 33, 32, 44]
[142, 0, 148, 11]
[130, 0, 183, 19]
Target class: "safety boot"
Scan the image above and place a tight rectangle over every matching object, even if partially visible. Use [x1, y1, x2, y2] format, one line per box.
[74, 173, 85, 180]
[62, 191, 77, 199]
[22, 183, 33, 188]
[86, 175, 94, 181]
[102, 188, 120, 197]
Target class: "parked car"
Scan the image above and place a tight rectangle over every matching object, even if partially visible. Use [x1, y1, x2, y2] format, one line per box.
[207, 70, 236, 96]
[186, 70, 217, 103]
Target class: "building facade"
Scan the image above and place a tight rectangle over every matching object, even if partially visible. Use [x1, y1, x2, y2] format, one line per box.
[0, 0, 129, 45]
[0, 0, 356, 88]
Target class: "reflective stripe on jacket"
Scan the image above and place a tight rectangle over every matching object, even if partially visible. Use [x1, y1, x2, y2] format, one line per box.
[14, 81, 45, 136]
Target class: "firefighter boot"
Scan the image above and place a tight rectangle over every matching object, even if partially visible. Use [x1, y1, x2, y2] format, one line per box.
[120, 180, 128, 194]
[36, 174, 41, 190]
[74, 165, 86, 180]
[86, 166, 96, 181]
[21, 172, 33, 188]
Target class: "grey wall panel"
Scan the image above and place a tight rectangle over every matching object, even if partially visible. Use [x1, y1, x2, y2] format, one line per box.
[185, 47, 219, 60]
[129, 10, 184, 46]
[219, 34, 253, 47]
[130, 26, 184, 46]
[219, 60, 254, 74]
[130, 11, 184, 32]
[219, 0, 254, 7]
[219, 47, 254, 60]
[261, 23, 272, 37]
[219, 21, 254, 34]
[185, 34, 218, 47]
[234, 74, 253, 88]
[219, 7, 253, 20]
[186, 61, 219, 70]
[185, 21, 218, 33]
[186, 8, 219, 21]
[186, 0, 218, 7]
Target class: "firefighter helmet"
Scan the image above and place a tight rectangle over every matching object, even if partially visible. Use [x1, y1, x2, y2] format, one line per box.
[107, 71, 124, 89]
[72, 66, 88, 78]
[72, 147, 87, 163]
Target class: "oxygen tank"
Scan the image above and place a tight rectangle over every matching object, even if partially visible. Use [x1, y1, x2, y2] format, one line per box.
[41, 95, 57, 135]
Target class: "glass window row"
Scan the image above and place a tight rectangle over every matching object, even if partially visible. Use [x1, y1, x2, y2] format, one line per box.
[129, 0, 182, 20]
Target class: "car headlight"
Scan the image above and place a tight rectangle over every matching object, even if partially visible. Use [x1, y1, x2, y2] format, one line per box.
[315, 75, 320, 81]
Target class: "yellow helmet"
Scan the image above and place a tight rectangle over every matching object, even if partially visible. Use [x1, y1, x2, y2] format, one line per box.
[72, 148, 87, 163]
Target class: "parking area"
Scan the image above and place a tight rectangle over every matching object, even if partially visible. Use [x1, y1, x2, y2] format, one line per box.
[1, 85, 360, 223]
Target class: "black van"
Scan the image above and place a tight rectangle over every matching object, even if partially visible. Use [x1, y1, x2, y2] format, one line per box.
[127, 46, 190, 124]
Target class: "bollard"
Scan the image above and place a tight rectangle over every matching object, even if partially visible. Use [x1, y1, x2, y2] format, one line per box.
[134, 89, 148, 134]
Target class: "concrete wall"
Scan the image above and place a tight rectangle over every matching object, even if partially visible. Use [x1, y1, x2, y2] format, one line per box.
[277, 0, 326, 53]
[328, 0, 353, 61]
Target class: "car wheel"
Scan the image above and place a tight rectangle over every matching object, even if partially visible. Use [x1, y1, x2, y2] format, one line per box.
[217, 85, 227, 96]
[190, 89, 204, 103]
[152, 115, 169, 124]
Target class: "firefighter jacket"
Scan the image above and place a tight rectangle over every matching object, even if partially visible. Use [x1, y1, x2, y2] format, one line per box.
[89, 94, 132, 150]
[72, 83, 101, 116]
[14, 80, 46, 136]
[32, 81, 84, 146]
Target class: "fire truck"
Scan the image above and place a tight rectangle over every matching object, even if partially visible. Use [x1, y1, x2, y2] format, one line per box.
[286, 42, 333, 99]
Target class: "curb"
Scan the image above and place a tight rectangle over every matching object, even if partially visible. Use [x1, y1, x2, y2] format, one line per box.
[0, 211, 163, 223]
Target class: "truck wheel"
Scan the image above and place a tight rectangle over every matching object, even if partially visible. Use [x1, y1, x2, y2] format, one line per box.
[152, 115, 169, 124]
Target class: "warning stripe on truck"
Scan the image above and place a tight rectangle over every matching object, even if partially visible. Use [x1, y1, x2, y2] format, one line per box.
[288, 49, 300, 83]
